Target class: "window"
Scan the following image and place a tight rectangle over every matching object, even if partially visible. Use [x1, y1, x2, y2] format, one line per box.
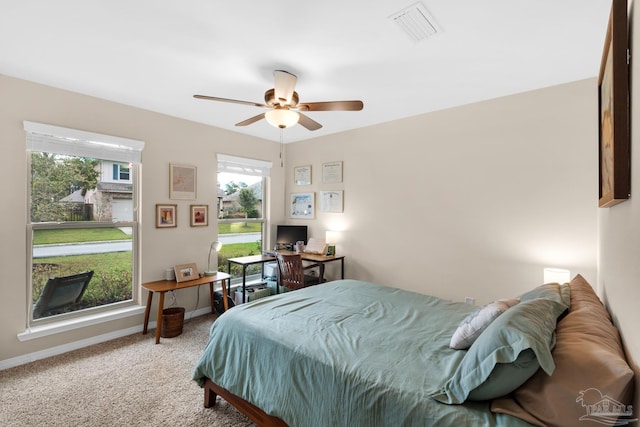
[25, 121, 144, 323]
[113, 163, 131, 181]
[217, 154, 271, 283]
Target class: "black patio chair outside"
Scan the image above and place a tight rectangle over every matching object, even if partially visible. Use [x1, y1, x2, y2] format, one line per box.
[33, 271, 94, 318]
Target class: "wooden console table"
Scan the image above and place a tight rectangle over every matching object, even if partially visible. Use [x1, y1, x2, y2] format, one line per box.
[142, 272, 231, 344]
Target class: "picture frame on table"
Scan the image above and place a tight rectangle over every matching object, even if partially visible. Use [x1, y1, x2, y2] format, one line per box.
[290, 192, 315, 219]
[156, 204, 177, 228]
[598, 0, 630, 208]
[170, 163, 197, 200]
[190, 204, 208, 227]
[174, 263, 199, 283]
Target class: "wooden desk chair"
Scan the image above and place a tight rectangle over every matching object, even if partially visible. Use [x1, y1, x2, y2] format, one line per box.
[276, 253, 323, 290]
[33, 271, 94, 319]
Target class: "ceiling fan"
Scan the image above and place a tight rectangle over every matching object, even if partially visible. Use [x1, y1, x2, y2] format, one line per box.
[194, 70, 364, 131]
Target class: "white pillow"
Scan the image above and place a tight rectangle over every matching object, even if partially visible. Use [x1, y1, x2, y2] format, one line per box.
[449, 298, 519, 350]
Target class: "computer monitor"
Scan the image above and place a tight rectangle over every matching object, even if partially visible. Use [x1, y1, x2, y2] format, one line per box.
[276, 225, 308, 250]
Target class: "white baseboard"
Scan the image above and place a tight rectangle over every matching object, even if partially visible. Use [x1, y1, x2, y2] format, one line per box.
[1, 306, 211, 371]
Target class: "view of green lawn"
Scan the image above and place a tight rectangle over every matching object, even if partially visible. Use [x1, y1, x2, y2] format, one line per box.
[32, 252, 132, 313]
[33, 228, 131, 245]
[33, 222, 260, 245]
[217, 222, 261, 234]
[32, 226, 263, 316]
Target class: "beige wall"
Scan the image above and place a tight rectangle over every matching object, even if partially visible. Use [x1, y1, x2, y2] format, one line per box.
[0, 74, 285, 361]
[1, 72, 610, 375]
[285, 79, 598, 303]
[598, 0, 640, 412]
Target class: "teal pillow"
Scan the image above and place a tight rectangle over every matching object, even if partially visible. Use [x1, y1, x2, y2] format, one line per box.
[467, 349, 539, 401]
[431, 297, 568, 404]
[519, 282, 570, 307]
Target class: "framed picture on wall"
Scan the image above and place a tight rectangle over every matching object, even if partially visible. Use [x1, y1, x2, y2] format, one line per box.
[290, 192, 315, 219]
[319, 191, 343, 213]
[170, 163, 197, 200]
[156, 204, 177, 228]
[190, 204, 208, 227]
[598, 0, 630, 208]
[294, 165, 312, 185]
[322, 161, 343, 183]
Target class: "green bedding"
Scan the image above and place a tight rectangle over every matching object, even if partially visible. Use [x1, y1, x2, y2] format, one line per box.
[193, 280, 535, 426]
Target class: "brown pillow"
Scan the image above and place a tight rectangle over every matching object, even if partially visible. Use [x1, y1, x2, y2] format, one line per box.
[491, 274, 634, 427]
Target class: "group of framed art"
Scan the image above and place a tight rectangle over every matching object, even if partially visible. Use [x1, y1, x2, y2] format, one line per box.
[155, 204, 208, 228]
[156, 163, 209, 228]
[291, 161, 344, 219]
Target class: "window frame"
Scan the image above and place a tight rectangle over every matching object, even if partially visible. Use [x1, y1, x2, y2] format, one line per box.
[25, 122, 143, 327]
[217, 181, 267, 286]
[217, 154, 271, 286]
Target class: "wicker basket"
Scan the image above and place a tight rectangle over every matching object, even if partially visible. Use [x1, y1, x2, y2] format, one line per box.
[161, 307, 185, 338]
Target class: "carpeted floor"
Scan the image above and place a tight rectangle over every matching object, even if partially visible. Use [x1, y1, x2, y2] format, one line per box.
[0, 314, 254, 427]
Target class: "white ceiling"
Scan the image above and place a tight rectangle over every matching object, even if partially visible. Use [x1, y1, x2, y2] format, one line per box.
[0, 0, 612, 143]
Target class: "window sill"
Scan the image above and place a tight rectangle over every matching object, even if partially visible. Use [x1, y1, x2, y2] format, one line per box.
[17, 305, 146, 342]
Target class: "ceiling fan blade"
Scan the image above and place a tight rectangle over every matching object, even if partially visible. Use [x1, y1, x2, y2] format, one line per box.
[297, 112, 322, 131]
[273, 70, 297, 106]
[297, 100, 364, 112]
[194, 94, 267, 108]
[235, 113, 266, 127]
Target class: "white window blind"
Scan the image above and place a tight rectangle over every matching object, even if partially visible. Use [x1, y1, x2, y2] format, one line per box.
[217, 153, 272, 177]
[24, 121, 145, 164]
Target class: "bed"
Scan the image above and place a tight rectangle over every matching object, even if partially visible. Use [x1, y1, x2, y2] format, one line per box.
[193, 275, 634, 427]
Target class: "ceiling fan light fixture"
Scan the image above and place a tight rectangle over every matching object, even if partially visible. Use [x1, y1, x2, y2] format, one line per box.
[265, 108, 299, 129]
[195, 69, 362, 131]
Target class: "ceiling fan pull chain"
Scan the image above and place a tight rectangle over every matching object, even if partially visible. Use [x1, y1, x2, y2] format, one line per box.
[280, 128, 285, 167]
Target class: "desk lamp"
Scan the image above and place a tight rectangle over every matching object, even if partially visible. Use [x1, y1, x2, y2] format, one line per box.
[205, 241, 223, 275]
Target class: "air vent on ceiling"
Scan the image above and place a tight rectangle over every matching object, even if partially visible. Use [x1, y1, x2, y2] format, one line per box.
[389, 2, 440, 42]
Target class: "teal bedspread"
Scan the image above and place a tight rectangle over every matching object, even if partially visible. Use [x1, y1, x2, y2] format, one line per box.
[193, 280, 534, 427]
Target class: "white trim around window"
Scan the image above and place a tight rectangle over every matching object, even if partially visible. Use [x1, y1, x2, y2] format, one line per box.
[24, 121, 145, 164]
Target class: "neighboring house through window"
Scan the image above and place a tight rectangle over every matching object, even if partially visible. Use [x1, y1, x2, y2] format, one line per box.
[89, 161, 134, 222]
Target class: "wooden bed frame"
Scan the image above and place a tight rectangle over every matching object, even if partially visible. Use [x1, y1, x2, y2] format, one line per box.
[204, 377, 289, 427]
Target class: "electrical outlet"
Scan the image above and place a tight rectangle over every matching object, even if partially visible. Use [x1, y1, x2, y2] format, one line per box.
[465, 297, 475, 305]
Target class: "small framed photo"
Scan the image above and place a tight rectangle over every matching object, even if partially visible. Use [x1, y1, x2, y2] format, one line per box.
[156, 204, 177, 228]
[174, 263, 199, 283]
[170, 163, 197, 200]
[290, 192, 315, 219]
[190, 204, 208, 227]
[322, 161, 343, 183]
[294, 165, 312, 185]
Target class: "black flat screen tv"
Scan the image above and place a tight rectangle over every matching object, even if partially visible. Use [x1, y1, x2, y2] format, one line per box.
[276, 225, 308, 250]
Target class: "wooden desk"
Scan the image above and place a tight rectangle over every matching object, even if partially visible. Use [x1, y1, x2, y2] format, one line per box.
[227, 251, 345, 302]
[142, 272, 231, 344]
[284, 251, 345, 283]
